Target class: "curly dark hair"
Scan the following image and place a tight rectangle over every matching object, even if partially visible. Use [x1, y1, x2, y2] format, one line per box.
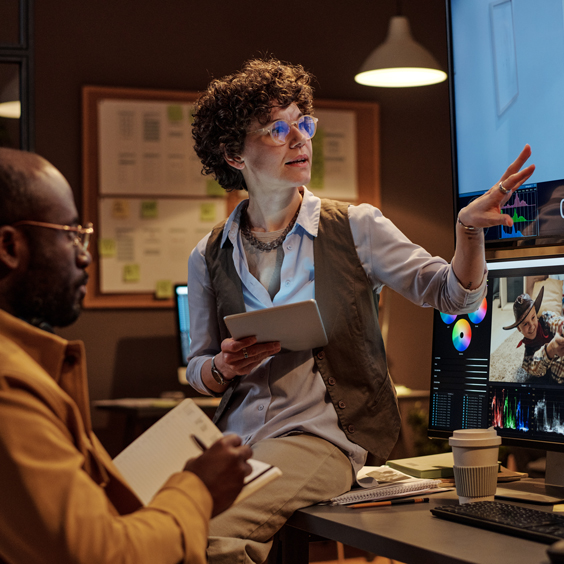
[192, 58, 315, 192]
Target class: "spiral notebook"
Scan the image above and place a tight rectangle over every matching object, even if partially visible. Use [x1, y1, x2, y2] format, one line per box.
[326, 466, 446, 506]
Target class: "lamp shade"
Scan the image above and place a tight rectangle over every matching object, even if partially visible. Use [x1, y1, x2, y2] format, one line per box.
[0, 74, 21, 119]
[355, 16, 447, 87]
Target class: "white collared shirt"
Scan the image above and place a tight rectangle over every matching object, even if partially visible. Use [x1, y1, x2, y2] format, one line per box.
[186, 188, 486, 473]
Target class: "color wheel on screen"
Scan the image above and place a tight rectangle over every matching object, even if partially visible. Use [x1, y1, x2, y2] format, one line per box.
[452, 319, 472, 352]
[468, 297, 487, 324]
[440, 312, 457, 324]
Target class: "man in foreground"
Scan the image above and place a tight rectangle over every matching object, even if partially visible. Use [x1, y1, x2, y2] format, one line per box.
[0, 147, 252, 564]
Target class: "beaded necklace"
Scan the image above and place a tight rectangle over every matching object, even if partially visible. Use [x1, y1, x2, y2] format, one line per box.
[240, 202, 301, 252]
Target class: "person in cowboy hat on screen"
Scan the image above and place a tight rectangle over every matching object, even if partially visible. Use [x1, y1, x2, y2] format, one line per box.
[504, 285, 564, 383]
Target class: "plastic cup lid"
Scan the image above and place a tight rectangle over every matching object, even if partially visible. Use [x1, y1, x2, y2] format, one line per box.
[448, 427, 501, 448]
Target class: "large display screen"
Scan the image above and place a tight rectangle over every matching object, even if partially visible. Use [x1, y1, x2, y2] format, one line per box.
[429, 255, 564, 452]
[448, 0, 564, 249]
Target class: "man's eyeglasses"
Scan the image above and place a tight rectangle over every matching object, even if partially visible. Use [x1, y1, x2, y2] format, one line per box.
[253, 115, 318, 145]
[12, 220, 94, 252]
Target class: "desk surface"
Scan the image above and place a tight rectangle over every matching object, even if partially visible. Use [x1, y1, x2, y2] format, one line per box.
[285, 491, 551, 564]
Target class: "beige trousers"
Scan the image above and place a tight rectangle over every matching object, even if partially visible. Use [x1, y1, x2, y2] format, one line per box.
[207, 433, 354, 564]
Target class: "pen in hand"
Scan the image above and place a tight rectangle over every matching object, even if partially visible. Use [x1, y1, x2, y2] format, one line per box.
[348, 497, 430, 509]
[191, 434, 208, 452]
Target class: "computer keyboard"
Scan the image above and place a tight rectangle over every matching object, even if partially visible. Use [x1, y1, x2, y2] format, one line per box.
[431, 501, 564, 544]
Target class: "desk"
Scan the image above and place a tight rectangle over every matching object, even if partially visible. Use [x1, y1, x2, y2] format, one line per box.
[277, 491, 550, 564]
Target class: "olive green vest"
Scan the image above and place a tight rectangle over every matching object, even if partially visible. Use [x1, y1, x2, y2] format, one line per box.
[204, 199, 401, 464]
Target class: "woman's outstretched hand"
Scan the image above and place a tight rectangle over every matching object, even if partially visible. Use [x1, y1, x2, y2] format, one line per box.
[457, 144, 535, 230]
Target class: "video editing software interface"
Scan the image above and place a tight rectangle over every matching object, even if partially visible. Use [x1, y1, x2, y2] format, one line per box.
[449, 0, 564, 247]
[429, 256, 564, 448]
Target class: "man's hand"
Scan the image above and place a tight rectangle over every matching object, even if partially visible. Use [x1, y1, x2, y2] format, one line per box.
[183, 434, 252, 517]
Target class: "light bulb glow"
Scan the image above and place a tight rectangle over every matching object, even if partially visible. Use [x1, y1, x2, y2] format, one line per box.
[0, 101, 21, 119]
[355, 67, 447, 88]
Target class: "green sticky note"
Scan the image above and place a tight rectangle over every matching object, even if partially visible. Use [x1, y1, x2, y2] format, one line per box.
[123, 264, 140, 283]
[206, 178, 225, 196]
[167, 105, 183, 122]
[141, 200, 158, 219]
[200, 202, 216, 222]
[112, 199, 130, 219]
[155, 280, 173, 299]
[98, 238, 117, 258]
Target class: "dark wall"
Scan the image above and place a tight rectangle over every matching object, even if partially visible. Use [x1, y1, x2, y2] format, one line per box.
[35, 0, 455, 429]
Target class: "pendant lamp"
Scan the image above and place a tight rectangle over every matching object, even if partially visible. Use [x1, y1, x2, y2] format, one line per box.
[355, 15, 447, 88]
[0, 75, 21, 119]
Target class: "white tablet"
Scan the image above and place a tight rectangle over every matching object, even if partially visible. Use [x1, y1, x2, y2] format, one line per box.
[224, 299, 328, 351]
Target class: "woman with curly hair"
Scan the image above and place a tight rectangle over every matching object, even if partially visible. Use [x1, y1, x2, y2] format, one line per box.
[186, 57, 534, 563]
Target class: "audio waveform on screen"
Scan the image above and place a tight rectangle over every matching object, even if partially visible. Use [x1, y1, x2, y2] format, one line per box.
[508, 210, 528, 224]
[502, 192, 533, 210]
[491, 389, 529, 431]
[500, 225, 524, 238]
[500, 188, 538, 238]
[534, 396, 564, 435]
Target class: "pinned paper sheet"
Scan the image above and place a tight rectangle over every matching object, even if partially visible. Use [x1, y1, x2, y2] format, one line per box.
[112, 199, 130, 219]
[141, 200, 158, 219]
[98, 197, 227, 293]
[155, 279, 173, 299]
[98, 238, 117, 258]
[123, 264, 140, 283]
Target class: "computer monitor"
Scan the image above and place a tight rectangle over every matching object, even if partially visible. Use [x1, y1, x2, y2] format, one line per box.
[447, 0, 564, 252]
[428, 254, 564, 502]
[174, 284, 191, 384]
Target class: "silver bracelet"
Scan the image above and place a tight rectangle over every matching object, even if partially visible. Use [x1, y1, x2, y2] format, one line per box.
[457, 215, 483, 232]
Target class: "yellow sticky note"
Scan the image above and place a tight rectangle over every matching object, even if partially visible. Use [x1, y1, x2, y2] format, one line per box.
[112, 199, 130, 219]
[155, 280, 173, 299]
[98, 238, 117, 258]
[167, 105, 183, 122]
[123, 264, 140, 283]
[554, 504, 564, 512]
[141, 200, 158, 219]
[200, 203, 216, 222]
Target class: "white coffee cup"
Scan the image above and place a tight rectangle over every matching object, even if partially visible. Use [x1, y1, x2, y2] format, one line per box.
[449, 428, 501, 504]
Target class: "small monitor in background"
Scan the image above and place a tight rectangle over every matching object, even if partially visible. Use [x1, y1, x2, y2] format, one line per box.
[174, 284, 190, 383]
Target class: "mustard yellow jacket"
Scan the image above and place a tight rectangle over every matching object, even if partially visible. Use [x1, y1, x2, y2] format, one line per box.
[0, 309, 212, 564]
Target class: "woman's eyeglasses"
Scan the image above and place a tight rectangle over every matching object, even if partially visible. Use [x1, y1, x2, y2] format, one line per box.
[12, 220, 94, 252]
[253, 115, 318, 145]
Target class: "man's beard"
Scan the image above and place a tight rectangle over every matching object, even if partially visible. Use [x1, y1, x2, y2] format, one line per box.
[9, 249, 87, 329]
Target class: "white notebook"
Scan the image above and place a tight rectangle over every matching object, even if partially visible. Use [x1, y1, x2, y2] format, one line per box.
[326, 466, 445, 506]
[112, 398, 281, 506]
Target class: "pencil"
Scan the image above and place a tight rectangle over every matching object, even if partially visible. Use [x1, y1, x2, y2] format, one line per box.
[191, 434, 208, 452]
[348, 497, 430, 509]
